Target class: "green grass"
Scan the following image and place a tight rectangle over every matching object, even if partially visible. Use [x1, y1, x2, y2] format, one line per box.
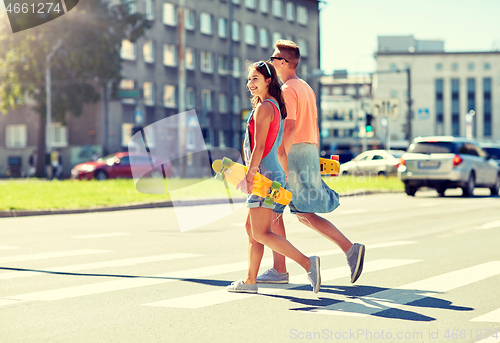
[0, 175, 404, 210]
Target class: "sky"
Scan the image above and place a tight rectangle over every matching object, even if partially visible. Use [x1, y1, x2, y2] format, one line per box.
[320, 0, 500, 75]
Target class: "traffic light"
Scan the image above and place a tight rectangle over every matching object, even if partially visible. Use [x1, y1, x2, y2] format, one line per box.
[366, 114, 373, 133]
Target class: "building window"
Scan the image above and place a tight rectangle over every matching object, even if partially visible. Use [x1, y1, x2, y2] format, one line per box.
[120, 79, 135, 90]
[451, 63, 459, 71]
[297, 5, 308, 25]
[6, 124, 27, 148]
[245, 0, 256, 10]
[259, 28, 269, 48]
[200, 12, 212, 35]
[201, 51, 214, 73]
[484, 78, 492, 137]
[231, 0, 241, 4]
[219, 93, 228, 113]
[163, 3, 176, 26]
[484, 62, 491, 70]
[245, 24, 256, 45]
[467, 62, 475, 71]
[218, 17, 227, 38]
[201, 89, 213, 111]
[467, 78, 476, 137]
[232, 20, 240, 41]
[120, 40, 136, 60]
[186, 48, 195, 70]
[122, 123, 133, 147]
[48, 123, 68, 148]
[218, 55, 229, 74]
[145, 0, 154, 20]
[128, 0, 137, 14]
[435, 79, 444, 135]
[232, 94, 241, 113]
[286, 2, 294, 21]
[260, 0, 269, 13]
[163, 85, 176, 107]
[185, 9, 195, 30]
[298, 38, 307, 57]
[233, 57, 241, 77]
[186, 87, 196, 109]
[143, 82, 155, 106]
[435, 62, 443, 71]
[272, 32, 282, 44]
[163, 44, 177, 66]
[451, 78, 460, 136]
[272, 0, 283, 17]
[143, 40, 155, 63]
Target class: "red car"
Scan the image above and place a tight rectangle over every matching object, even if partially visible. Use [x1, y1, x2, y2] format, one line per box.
[71, 152, 173, 180]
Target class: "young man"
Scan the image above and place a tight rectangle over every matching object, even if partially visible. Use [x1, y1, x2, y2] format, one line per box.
[258, 40, 365, 285]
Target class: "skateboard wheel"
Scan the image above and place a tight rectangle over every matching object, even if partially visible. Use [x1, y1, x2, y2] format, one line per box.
[222, 157, 232, 167]
[271, 181, 281, 190]
[264, 196, 274, 206]
[215, 173, 225, 181]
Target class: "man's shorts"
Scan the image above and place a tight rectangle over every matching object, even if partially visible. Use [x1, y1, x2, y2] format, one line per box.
[274, 143, 340, 214]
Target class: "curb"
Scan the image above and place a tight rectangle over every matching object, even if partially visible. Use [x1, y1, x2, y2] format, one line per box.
[0, 190, 403, 219]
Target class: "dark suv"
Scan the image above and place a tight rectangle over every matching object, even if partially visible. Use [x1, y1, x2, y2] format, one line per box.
[398, 136, 500, 197]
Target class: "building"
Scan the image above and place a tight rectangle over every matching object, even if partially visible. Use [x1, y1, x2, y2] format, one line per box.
[0, 0, 320, 178]
[373, 36, 500, 149]
[320, 72, 374, 157]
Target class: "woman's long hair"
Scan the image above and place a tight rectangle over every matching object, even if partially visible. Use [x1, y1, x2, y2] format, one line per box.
[248, 61, 287, 120]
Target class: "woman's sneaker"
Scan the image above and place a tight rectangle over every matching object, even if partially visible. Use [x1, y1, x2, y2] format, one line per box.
[256, 268, 289, 284]
[227, 280, 258, 293]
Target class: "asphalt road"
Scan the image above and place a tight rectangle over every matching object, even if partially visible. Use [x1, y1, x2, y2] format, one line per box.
[0, 189, 499, 343]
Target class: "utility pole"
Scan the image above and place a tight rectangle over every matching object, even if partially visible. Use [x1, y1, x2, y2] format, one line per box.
[178, 0, 186, 177]
[228, 0, 235, 148]
[45, 39, 63, 179]
[405, 67, 412, 142]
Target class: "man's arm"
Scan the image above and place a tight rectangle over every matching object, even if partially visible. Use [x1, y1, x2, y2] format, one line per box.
[282, 118, 296, 155]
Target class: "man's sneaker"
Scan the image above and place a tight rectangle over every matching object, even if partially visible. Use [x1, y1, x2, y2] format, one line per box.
[307, 256, 321, 293]
[347, 243, 365, 283]
[256, 268, 289, 284]
[227, 280, 258, 293]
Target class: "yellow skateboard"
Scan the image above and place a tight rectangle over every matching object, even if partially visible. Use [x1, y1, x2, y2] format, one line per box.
[319, 155, 340, 176]
[212, 157, 292, 206]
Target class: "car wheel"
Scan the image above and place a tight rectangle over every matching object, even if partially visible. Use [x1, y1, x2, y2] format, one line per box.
[490, 174, 500, 196]
[342, 171, 349, 176]
[378, 171, 387, 177]
[462, 172, 475, 197]
[436, 186, 446, 197]
[405, 184, 417, 196]
[94, 170, 109, 181]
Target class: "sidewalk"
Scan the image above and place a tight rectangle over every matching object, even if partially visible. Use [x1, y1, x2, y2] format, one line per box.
[0, 190, 402, 218]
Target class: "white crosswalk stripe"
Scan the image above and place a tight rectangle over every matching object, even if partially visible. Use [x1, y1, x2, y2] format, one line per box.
[471, 308, 500, 323]
[142, 259, 421, 309]
[0, 249, 110, 263]
[0, 246, 18, 251]
[73, 233, 130, 239]
[306, 261, 500, 317]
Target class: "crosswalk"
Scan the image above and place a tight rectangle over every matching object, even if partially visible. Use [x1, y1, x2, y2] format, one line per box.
[1, 238, 500, 340]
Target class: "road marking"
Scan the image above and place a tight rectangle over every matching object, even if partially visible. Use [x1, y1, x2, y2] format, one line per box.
[73, 233, 130, 239]
[336, 209, 370, 215]
[473, 335, 500, 343]
[476, 220, 500, 230]
[308, 261, 500, 317]
[0, 250, 110, 263]
[0, 246, 18, 251]
[142, 259, 421, 309]
[471, 308, 500, 323]
[0, 241, 415, 306]
[0, 253, 201, 280]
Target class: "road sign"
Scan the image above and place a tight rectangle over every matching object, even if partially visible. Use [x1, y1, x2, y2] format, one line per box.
[372, 98, 400, 118]
[117, 89, 140, 99]
[134, 110, 144, 124]
[418, 108, 430, 121]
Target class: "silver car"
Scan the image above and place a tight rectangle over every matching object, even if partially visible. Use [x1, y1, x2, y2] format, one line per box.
[340, 150, 406, 176]
[398, 136, 500, 197]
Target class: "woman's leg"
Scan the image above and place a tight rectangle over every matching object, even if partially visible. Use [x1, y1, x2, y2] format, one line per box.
[244, 212, 264, 284]
[249, 207, 311, 272]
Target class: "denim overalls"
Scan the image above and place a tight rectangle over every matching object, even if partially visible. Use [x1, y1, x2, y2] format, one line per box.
[243, 99, 285, 209]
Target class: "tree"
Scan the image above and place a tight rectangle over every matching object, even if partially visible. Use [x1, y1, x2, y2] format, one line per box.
[0, 0, 151, 177]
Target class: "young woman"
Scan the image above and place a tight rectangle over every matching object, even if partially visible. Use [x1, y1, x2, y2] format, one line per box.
[226, 61, 321, 294]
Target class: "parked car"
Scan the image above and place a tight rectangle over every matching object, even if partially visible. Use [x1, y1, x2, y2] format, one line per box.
[398, 136, 500, 197]
[481, 143, 500, 165]
[339, 150, 406, 176]
[71, 152, 173, 180]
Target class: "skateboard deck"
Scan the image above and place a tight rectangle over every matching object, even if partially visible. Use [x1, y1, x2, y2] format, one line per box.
[212, 158, 292, 206]
[319, 155, 340, 176]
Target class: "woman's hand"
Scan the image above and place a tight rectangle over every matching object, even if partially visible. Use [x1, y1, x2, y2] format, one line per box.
[237, 178, 254, 195]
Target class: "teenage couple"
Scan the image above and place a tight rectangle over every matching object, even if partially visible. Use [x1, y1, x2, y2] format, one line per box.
[227, 40, 365, 294]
